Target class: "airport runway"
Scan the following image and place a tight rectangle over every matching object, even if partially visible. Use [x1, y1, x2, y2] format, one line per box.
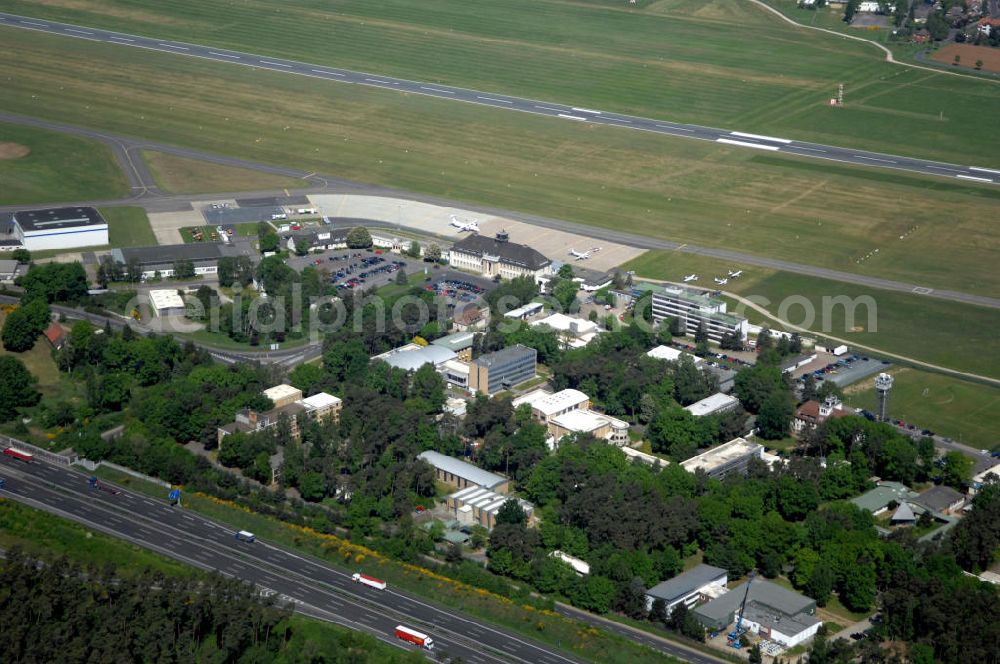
[0, 451, 726, 664]
[1, 12, 998, 187]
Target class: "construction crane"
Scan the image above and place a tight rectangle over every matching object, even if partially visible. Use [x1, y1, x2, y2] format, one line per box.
[728, 570, 756, 649]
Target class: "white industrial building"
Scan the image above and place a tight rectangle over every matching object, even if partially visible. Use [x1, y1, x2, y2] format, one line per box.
[147, 289, 186, 314]
[684, 393, 740, 418]
[646, 345, 702, 365]
[11, 207, 109, 251]
[446, 486, 534, 530]
[645, 564, 728, 613]
[680, 437, 764, 478]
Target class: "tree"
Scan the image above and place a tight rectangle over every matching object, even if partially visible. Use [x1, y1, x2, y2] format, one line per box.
[801, 373, 818, 402]
[693, 322, 708, 344]
[734, 363, 787, 413]
[395, 268, 408, 286]
[756, 392, 793, 440]
[748, 643, 763, 664]
[259, 231, 280, 254]
[17, 262, 89, 304]
[172, 259, 196, 279]
[11, 248, 30, 264]
[805, 563, 834, 606]
[346, 226, 372, 248]
[425, 243, 442, 262]
[2, 299, 50, 352]
[953, 54, 961, 66]
[941, 450, 973, 489]
[495, 499, 527, 526]
[0, 356, 41, 421]
[840, 562, 876, 612]
[976, 59, 984, 70]
[558, 263, 574, 279]
[405, 240, 421, 258]
[649, 598, 668, 626]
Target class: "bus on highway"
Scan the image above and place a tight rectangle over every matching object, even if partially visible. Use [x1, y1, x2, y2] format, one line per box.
[3, 447, 34, 462]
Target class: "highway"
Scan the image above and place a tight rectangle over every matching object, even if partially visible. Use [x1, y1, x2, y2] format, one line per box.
[0, 452, 725, 664]
[1, 12, 998, 187]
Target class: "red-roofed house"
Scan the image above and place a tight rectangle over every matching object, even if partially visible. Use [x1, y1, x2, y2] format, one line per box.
[792, 396, 851, 434]
[43, 322, 68, 350]
[978, 18, 1000, 35]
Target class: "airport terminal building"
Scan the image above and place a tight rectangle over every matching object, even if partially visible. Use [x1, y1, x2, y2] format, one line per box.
[448, 230, 553, 282]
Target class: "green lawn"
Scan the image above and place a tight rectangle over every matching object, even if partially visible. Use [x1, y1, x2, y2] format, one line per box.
[624, 251, 1000, 379]
[6, 0, 1000, 168]
[0, 312, 75, 400]
[101, 206, 156, 247]
[0, 121, 129, 205]
[2, 29, 1000, 301]
[141, 150, 307, 194]
[845, 368, 1000, 451]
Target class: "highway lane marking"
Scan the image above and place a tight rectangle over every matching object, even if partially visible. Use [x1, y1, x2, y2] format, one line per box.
[557, 113, 587, 121]
[420, 86, 454, 94]
[956, 174, 993, 183]
[66, 28, 93, 35]
[656, 124, 694, 132]
[970, 166, 1000, 175]
[854, 155, 896, 164]
[110, 36, 135, 43]
[716, 138, 780, 151]
[312, 69, 344, 76]
[182, 514, 196, 522]
[535, 105, 562, 112]
[572, 106, 601, 114]
[159, 43, 189, 50]
[731, 130, 791, 144]
[790, 145, 826, 153]
[261, 60, 292, 67]
[478, 96, 512, 104]
[210, 51, 240, 59]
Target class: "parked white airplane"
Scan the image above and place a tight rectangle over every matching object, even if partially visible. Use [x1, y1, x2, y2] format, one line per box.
[450, 215, 479, 232]
[569, 247, 601, 260]
[683, 274, 698, 282]
[714, 277, 729, 285]
[728, 270, 743, 278]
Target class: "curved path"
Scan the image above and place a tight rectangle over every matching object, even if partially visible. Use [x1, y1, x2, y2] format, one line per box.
[1, 11, 998, 186]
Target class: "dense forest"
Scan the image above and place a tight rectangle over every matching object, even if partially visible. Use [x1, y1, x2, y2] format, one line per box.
[0, 548, 422, 664]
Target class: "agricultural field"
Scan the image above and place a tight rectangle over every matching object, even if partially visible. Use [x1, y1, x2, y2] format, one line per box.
[3, 0, 1000, 167]
[844, 367, 1000, 451]
[2, 28, 1000, 300]
[0, 121, 129, 205]
[623, 251, 1000, 379]
[141, 150, 307, 195]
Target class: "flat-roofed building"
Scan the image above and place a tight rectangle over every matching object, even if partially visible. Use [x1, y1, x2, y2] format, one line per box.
[684, 393, 740, 418]
[468, 344, 536, 395]
[550, 409, 630, 446]
[694, 579, 820, 648]
[112, 242, 252, 280]
[512, 388, 590, 423]
[646, 345, 702, 365]
[263, 384, 304, 409]
[440, 359, 471, 389]
[217, 388, 341, 447]
[12, 207, 109, 251]
[431, 331, 476, 361]
[378, 344, 457, 372]
[298, 391, 342, 423]
[446, 485, 533, 530]
[530, 312, 601, 349]
[650, 286, 747, 343]
[417, 450, 510, 493]
[645, 564, 728, 613]
[0, 259, 21, 282]
[680, 437, 763, 478]
[502, 301, 544, 321]
[148, 289, 186, 314]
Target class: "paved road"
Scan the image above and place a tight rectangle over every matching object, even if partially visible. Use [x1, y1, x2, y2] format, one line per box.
[1, 11, 999, 188]
[1, 110, 999, 312]
[0, 454, 600, 664]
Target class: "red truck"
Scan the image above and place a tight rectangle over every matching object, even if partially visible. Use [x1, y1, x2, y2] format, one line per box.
[394, 625, 434, 650]
[352, 572, 387, 590]
[3, 448, 33, 462]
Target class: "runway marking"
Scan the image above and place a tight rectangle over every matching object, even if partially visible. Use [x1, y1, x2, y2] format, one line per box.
[605, 117, 632, 123]
[956, 174, 993, 183]
[970, 166, 1000, 175]
[731, 131, 791, 144]
[261, 60, 291, 67]
[420, 86, 454, 94]
[478, 96, 512, 104]
[716, 138, 780, 151]
[854, 155, 896, 164]
[365, 78, 392, 84]
[927, 165, 962, 173]
[66, 28, 93, 35]
[210, 51, 241, 59]
[572, 107, 601, 114]
[557, 113, 587, 121]
[535, 105, 562, 112]
[790, 145, 827, 153]
[656, 124, 694, 132]
[912, 286, 933, 294]
[21, 21, 49, 26]
[110, 36, 135, 43]
[311, 68, 344, 76]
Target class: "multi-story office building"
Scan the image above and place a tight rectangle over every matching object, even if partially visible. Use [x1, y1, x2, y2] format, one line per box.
[650, 286, 748, 343]
[468, 344, 537, 395]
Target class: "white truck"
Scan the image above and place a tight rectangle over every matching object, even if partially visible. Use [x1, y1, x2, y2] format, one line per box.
[352, 572, 387, 590]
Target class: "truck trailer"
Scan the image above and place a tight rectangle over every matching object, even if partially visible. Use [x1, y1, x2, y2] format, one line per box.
[3, 447, 34, 462]
[352, 573, 387, 590]
[394, 625, 433, 650]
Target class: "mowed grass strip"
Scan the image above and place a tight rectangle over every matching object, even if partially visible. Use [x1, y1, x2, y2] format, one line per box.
[624, 251, 1000, 379]
[0, 121, 129, 205]
[2, 28, 999, 299]
[101, 206, 156, 247]
[141, 150, 307, 195]
[4, 0, 1000, 166]
[844, 367, 1000, 451]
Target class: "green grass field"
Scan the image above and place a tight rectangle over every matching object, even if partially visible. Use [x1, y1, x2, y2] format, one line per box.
[2, 28, 999, 301]
[624, 251, 1000, 379]
[141, 150, 307, 194]
[5, 0, 1000, 167]
[0, 312, 72, 399]
[845, 368, 1000, 451]
[101, 206, 156, 247]
[0, 121, 129, 205]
